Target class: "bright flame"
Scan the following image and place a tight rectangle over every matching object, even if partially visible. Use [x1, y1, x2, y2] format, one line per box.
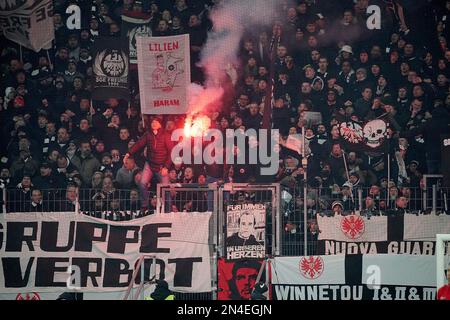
[184, 115, 211, 138]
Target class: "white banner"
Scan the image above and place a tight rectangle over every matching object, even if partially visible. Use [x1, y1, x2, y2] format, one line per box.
[137, 34, 191, 114]
[317, 215, 388, 242]
[403, 214, 450, 241]
[0, 0, 54, 52]
[271, 256, 346, 285]
[272, 255, 437, 300]
[317, 214, 450, 255]
[0, 288, 154, 300]
[361, 255, 436, 287]
[0, 212, 212, 294]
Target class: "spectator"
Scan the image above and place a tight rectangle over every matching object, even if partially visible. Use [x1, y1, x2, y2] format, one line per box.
[110, 149, 123, 175]
[361, 196, 379, 218]
[71, 140, 101, 186]
[9, 150, 40, 184]
[55, 154, 76, 182]
[25, 189, 45, 212]
[0, 0, 447, 222]
[33, 162, 66, 190]
[8, 175, 33, 212]
[116, 155, 140, 189]
[125, 118, 173, 209]
[49, 127, 71, 154]
[388, 195, 409, 215]
[91, 171, 104, 190]
[116, 127, 132, 155]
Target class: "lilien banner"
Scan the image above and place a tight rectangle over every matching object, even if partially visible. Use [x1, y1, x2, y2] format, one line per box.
[137, 34, 191, 115]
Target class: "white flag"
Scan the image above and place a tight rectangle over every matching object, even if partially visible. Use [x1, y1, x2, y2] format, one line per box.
[284, 134, 304, 154]
[137, 34, 191, 114]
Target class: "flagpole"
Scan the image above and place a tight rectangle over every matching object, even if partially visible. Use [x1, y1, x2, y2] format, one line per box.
[46, 49, 53, 71]
[19, 45, 23, 63]
[342, 149, 351, 182]
[387, 153, 391, 187]
[302, 126, 308, 256]
[342, 149, 355, 206]
[387, 137, 391, 208]
[262, 34, 277, 130]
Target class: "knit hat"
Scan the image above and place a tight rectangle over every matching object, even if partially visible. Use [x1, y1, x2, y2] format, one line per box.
[14, 96, 25, 107]
[342, 181, 353, 188]
[331, 201, 344, 209]
[340, 45, 353, 55]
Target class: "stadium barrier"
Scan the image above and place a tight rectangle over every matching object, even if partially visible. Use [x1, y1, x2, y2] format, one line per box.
[2, 182, 449, 300]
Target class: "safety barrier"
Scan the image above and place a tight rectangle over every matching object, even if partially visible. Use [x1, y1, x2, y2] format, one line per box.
[2, 181, 449, 300]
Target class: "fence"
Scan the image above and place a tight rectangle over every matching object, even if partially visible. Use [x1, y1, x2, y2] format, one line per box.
[2, 181, 449, 300]
[2, 188, 157, 218]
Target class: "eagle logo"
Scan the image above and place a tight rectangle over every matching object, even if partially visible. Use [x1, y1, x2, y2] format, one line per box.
[94, 49, 128, 78]
[16, 292, 41, 300]
[129, 25, 151, 53]
[339, 122, 363, 144]
[341, 215, 365, 239]
[299, 256, 324, 279]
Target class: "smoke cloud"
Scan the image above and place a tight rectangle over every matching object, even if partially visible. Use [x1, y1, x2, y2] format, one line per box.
[187, 83, 224, 115]
[187, 0, 284, 115]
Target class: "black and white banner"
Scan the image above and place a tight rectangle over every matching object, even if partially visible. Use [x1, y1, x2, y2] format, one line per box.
[225, 203, 266, 261]
[0, 212, 212, 293]
[442, 134, 450, 188]
[121, 13, 152, 64]
[317, 214, 450, 255]
[92, 37, 129, 101]
[272, 255, 437, 300]
[339, 118, 389, 153]
[0, 0, 54, 51]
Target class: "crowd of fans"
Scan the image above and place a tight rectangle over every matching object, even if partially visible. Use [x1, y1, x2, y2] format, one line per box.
[0, 0, 449, 221]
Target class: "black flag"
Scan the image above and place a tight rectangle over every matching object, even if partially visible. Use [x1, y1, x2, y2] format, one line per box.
[92, 37, 129, 101]
[442, 135, 450, 188]
[339, 118, 389, 153]
[121, 13, 152, 64]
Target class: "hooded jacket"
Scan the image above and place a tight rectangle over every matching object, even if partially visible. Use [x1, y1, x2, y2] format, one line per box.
[145, 281, 175, 300]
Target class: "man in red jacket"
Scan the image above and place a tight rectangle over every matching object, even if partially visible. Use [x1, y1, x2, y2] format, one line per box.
[124, 118, 173, 210]
[437, 264, 450, 300]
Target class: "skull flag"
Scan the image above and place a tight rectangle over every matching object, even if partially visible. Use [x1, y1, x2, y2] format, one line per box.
[92, 37, 130, 101]
[339, 118, 389, 152]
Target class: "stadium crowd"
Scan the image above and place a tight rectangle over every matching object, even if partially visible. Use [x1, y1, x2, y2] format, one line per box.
[0, 0, 449, 221]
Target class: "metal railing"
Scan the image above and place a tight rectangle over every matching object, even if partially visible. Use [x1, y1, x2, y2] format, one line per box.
[157, 183, 219, 300]
[278, 184, 450, 256]
[2, 182, 448, 299]
[218, 183, 281, 257]
[2, 188, 157, 218]
[123, 255, 157, 300]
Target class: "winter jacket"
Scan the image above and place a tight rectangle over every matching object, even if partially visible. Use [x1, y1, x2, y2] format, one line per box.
[128, 129, 173, 171]
[71, 153, 101, 185]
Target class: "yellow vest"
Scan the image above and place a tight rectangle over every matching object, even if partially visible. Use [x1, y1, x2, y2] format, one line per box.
[145, 294, 175, 300]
